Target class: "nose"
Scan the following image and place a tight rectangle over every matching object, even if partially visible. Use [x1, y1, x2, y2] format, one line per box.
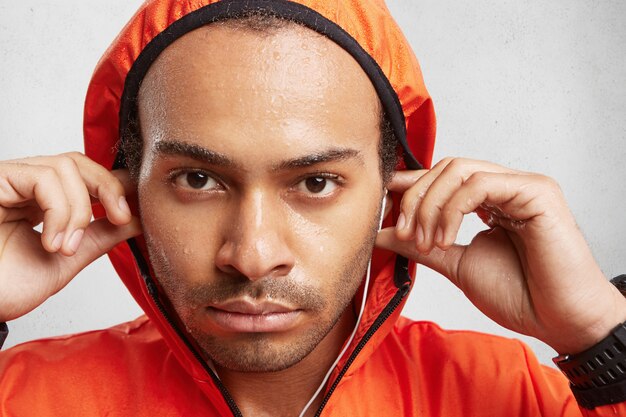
[215, 190, 295, 281]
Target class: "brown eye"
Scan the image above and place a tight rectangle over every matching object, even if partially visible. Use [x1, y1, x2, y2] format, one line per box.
[174, 171, 219, 191]
[296, 175, 339, 196]
[305, 177, 327, 193]
[187, 172, 209, 189]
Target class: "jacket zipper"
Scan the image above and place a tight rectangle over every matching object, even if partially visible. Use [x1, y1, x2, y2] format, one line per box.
[144, 278, 244, 417]
[127, 237, 244, 416]
[313, 282, 411, 416]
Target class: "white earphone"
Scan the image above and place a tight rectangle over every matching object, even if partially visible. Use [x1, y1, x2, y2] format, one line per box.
[379, 188, 388, 229]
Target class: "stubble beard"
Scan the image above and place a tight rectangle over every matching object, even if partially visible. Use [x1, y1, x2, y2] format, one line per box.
[144, 212, 380, 373]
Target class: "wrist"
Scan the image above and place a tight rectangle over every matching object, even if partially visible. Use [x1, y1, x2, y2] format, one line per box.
[550, 285, 626, 355]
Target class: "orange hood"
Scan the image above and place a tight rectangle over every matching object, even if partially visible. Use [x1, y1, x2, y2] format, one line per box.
[83, 0, 436, 414]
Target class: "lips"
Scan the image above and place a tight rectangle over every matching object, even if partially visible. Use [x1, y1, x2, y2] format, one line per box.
[206, 299, 303, 333]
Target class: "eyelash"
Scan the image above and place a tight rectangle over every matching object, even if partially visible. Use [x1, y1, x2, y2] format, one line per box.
[167, 168, 224, 193]
[291, 173, 344, 199]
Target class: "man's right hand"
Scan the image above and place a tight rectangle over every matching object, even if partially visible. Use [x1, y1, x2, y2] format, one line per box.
[0, 153, 142, 322]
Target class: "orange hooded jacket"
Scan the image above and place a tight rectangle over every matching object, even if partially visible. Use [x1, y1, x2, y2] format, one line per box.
[1, 1, 624, 416]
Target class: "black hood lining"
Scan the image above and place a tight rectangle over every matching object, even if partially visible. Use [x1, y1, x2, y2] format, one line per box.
[114, 0, 422, 171]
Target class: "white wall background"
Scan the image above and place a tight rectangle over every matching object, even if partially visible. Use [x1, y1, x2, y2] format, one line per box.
[1, 1, 625, 367]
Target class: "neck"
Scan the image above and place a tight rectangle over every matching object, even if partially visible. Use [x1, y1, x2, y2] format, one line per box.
[215, 304, 356, 417]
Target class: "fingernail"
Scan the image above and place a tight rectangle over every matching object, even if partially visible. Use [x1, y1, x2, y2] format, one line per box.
[435, 227, 443, 245]
[118, 196, 130, 215]
[52, 232, 64, 251]
[416, 224, 424, 246]
[396, 213, 406, 231]
[68, 229, 84, 253]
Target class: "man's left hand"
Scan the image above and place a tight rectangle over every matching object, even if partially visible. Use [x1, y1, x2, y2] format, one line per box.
[376, 157, 626, 354]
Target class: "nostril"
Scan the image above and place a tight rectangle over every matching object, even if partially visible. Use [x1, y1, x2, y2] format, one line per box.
[214, 237, 295, 281]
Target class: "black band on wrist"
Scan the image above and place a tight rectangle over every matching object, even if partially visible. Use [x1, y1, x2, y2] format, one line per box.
[610, 274, 626, 297]
[570, 378, 626, 409]
[0, 322, 7, 349]
[554, 322, 626, 408]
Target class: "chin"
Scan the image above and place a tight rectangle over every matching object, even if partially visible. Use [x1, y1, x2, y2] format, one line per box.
[199, 332, 319, 373]
[189, 314, 342, 373]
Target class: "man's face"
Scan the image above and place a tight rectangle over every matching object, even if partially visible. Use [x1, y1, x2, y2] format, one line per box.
[137, 23, 384, 373]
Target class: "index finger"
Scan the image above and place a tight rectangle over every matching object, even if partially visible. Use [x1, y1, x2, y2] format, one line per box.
[86, 170, 136, 204]
[109, 169, 136, 197]
[386, 170, 429, 193]
[89, 169, 137, 221]
[63, 153, 135, 225]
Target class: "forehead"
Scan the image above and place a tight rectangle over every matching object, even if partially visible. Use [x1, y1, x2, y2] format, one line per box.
[138, 21, 381, 160]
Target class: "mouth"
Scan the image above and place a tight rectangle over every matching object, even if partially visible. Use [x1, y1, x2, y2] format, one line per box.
[206, 299, 303, 333]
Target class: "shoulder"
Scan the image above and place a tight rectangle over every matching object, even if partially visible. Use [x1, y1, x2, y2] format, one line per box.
[1, 315, 160, 360]
[0, 315, 169, 386]
[381, 317, 565, 383]
[391, 316, 533, 357]
[341, 321, 576, 416]
[0, 316, 214, 415]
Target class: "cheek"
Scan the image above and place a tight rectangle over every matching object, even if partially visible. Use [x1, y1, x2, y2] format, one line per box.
[284, 191, 380, 279]
[139, 182, 224, 283]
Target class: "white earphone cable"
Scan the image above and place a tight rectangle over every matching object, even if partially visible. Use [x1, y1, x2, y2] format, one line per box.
[298, 191, 388, 417]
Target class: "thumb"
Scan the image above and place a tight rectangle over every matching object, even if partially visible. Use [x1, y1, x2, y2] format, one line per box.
[61, 216, 142, 276]
[376, 227, 464, 283]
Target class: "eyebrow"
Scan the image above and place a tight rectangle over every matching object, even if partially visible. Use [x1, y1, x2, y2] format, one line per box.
[273, 148, 363, 171]
[155, 140, 237, 167]
[154, 140, 363, 171]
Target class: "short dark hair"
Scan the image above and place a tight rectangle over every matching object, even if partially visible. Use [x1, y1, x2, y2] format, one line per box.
[121, 13, 398, 184]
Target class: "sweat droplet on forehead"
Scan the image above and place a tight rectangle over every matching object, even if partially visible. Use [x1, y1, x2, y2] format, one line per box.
[138, 22, 381, 157]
